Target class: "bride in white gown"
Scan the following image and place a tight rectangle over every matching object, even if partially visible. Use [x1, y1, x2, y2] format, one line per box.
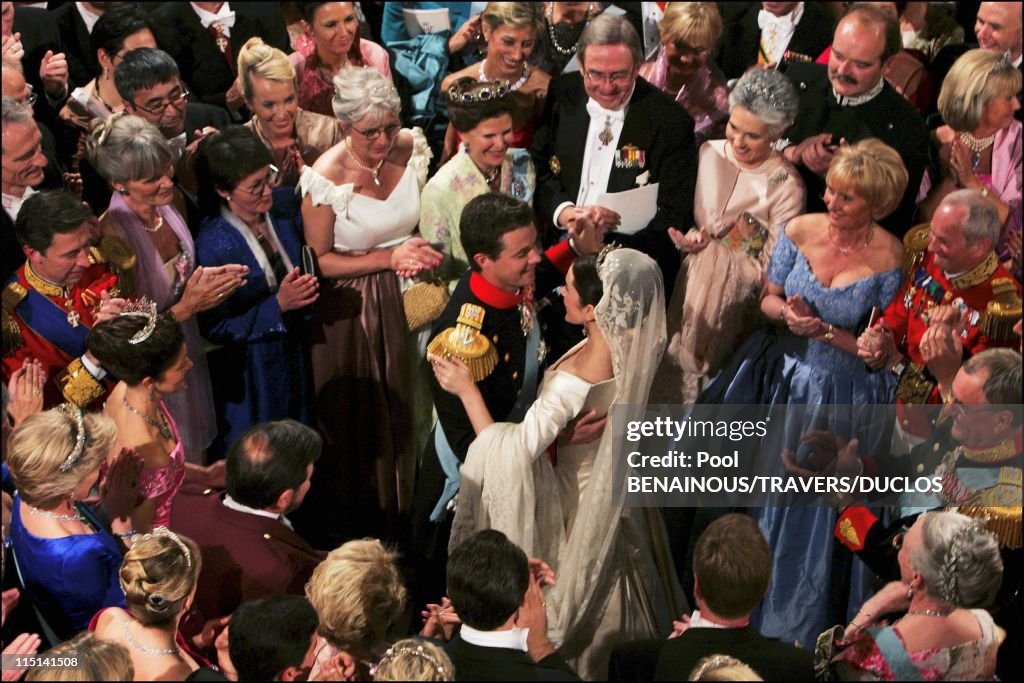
[431, 248, 685, 680]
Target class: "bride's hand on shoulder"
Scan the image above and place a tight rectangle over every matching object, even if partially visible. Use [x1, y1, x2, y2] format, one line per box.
[428, 354, 476, 398]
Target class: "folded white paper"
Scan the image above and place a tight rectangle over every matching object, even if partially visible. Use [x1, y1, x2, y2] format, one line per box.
[597, 182, 659, 235]
[403, 8, 451, 36]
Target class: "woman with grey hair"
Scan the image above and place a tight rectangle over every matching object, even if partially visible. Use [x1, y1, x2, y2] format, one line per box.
[653, 68, 805, 404]
[298, 66, 441, 541]
[87, 114, 248, 464]
[820, 511, 1004, 680]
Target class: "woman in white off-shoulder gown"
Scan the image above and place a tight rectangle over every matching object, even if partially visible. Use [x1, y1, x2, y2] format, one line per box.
[432, 248, 685, 680]
[298, 66, 442, 544]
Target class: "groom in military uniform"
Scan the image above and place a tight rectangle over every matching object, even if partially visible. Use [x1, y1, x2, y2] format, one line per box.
[409, 193, 604, 607]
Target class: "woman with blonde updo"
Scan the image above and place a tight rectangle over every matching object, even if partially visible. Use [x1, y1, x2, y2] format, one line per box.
[26, 632, 134, 682]
[373, 638, 454, 681]
[700, 139, 907, 649]
[305, 539, 408, 680]
[90, 529, 209, 681]
[238, 37, 343, 187]
[6, 408, 137, 638]
[440, 3, 550, 161]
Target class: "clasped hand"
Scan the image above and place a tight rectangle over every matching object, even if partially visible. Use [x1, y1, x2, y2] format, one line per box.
[391, 237, 443, 278]
[782, 294, 823, 337]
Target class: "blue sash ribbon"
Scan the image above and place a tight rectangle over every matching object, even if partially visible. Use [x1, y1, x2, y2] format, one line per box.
[430, 321, 541, 521]
[868, 626, 922, 681]
[6, 275, 90, 360]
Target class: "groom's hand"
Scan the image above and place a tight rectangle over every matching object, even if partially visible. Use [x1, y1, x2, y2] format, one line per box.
[560, 409, 607, 446]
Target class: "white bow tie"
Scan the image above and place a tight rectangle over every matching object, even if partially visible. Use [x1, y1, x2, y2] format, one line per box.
[586, 99, 626, 123]
[758, 9, 795, 32]
[195, 4, 236, 30]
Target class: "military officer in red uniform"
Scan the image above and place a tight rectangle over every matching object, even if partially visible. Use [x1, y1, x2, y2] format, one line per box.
[2, 190, 132, 408]
[859, 190, 1021, 440]
[828, 349, 1022, 680]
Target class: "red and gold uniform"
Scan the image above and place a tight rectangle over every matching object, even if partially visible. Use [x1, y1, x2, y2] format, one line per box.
[883, 226, 1022, 437]
[2, 240, 132, 409]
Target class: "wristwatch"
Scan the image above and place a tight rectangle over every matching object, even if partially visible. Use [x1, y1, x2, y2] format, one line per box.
[824, 323, 835, 343]
[889, 360, 907, 377]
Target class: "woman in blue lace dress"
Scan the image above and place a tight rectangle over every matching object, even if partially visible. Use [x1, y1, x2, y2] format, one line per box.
[700, 139, 908, 650]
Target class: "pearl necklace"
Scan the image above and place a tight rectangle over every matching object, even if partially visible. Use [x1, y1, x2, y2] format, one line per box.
[546, 2, 593, 56]
[123, 622, 180, 657]
[829, 223, 873, 255]
[959, 131, 996, 169]
[345, 138, 384, 187]
[28, 505, 83, 522]
[478, 60, 530, 91]
[142, 214, 165, 234]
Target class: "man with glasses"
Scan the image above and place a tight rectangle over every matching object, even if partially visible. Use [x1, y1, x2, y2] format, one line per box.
[531, 12, 696, 289]
[75, 47, 229, 222]
[823, 347, 1022, 680]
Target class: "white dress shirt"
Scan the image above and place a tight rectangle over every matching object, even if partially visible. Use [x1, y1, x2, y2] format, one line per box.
[552, 96, 630, 227]
[222, 493, 295, 530]
[2, 186, 35, 222]
[75, 2, 102, 33]
[190, 2, 236, 35]
[758, 2, 804, 65]
[459, 624, 530, 652]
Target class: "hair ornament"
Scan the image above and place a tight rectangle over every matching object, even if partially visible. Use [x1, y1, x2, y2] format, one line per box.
[136, 527, 193, 572]
[55, 403, 89, 472]
[742, 81, 786, 110]
[936, 519, 991, 605]
[372, 643, 450, 678]
[689, 654, 745, 680]
[118, 297, 159, 344]
[447, 78, 512, 104]
[595, 242, 621, 276]
[147, 592, 169, 610]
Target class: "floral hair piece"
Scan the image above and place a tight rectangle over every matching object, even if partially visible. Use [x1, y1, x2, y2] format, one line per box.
[595, 242, 621, 276]
[371, 643, 450, 678]
[118, 298, 159, 344]
[55, 403, 88, 472]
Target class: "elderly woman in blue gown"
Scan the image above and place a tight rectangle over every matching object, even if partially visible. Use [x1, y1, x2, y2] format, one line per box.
[698, 139, 907, 650]
[194, 126, 319, 457]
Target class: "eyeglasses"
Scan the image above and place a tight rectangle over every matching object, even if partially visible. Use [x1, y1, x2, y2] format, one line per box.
[581, 68, 634, 86]
[132, 87, 191, 115]
[891, 525, 909, 550]
[21, 83, 37, 106]
[238, 165, 280, 196]
[350, 123, 401, 140]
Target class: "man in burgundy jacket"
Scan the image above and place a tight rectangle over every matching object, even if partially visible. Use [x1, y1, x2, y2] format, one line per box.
[171, 419, 325, 628]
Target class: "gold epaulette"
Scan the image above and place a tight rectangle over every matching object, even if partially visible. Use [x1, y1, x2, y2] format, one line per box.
[2, 281, 27, 352]
[426, 303, 498, 382]
[901, 223, 930, 275]
[58, 357, 106, 407]
[959, 467, 1022, 549]
[980, 278, 1022, 342]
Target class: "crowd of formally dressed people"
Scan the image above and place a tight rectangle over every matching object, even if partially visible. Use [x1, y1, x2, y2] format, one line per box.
[1, 1, 1022, 681]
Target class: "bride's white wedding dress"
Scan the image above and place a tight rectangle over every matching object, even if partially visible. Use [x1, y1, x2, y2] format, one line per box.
[450, 249, 686, 680]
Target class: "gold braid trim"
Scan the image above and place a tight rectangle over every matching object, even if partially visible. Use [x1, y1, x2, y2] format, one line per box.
[57, 358, 105, 408]
[2, 282, 27, 353]
[427, 304, 498, 382]
[980, 278, 1022, 342]
[959, 468, 1023, 549]
[902, 223, 930, 275]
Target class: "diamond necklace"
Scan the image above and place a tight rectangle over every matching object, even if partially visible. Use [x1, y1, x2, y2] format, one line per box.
[123, 622, 180, 657]
[478, 60, 531, 91]
[345, 138, 384, 187]
[546, 2, 593, 56]
[122, 397, 173, 441]
[28, 505, 83, 522]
